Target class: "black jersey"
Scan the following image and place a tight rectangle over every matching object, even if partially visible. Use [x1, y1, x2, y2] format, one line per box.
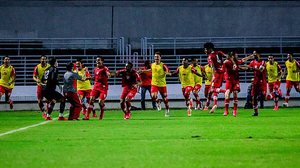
[42, 66, 59, 91]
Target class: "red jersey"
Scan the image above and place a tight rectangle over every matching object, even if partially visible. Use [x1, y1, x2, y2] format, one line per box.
[116, 69, 141, 87]
[223, 59, 243, 81]
[249, 60, 267, 84]
[140, 67, 152, 86]
[93, 66, 110, 90]
[207, 51, 226, 73]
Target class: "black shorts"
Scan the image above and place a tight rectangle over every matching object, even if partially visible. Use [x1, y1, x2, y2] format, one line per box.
[42, 90, 64, 101]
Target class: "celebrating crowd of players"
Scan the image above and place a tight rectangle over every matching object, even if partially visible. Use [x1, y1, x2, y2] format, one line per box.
[1, 42, 299, 120]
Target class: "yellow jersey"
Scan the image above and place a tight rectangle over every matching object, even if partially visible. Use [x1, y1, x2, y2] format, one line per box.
[76, 67, 92, 91]
[204, 64, 213, 85]
[285, 60, 299, 81]
[33, 63, 50, 82]
[266, 61, 281, 83]
[192, 65, 203, 85]
[176, 65, 195, 88]
[151, 62, 168, 87]
[0, 65, 15, 89]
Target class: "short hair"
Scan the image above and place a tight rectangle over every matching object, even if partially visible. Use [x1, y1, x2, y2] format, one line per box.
[154, 51, 161, 56]
[288, 53, 293, 56]
[40, 55, 47, 59]
[228, 51, 236, 57]
[76, 57, 83, 62]
[3, 55, 9, 60]
[97, 55, 104, 61]
[126, 62, 133, 67]
[182, 57, 189, 62]
[191, 57, 198, 61]
[144, 60, 151, 66]
[203, 42, 215, 50]
[49, 58, 56, 66]
[66, 62, 73, 71]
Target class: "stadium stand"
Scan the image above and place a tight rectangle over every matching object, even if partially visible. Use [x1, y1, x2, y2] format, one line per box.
[0, 36, 299, 105]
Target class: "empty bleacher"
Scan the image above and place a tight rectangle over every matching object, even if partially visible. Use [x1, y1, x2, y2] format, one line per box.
[141, 36, 300, 84]
[0, 36, 299, 103]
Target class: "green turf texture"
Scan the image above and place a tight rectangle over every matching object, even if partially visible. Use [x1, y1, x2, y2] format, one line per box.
[0, 108, 300, 168]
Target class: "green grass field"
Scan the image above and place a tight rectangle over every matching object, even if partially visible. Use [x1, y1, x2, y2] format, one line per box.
[0, 108, 300, 168]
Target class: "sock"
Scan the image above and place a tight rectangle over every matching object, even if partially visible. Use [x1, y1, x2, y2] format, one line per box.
[38, 101, 44, 112]
[126, 101, 131, 113]
[233, 97, 238, 111]
[205, 91, 212, 107]
[224, 98, 230, 113]
[120, 102, 126, 113]
[285, 94, 290, 103]
[274, 97, 278, 107]
[100, 104, 105, 119]
[47, 102, 55, 115]
[163, 97, 169, 110]
[253, 97, 258, 113]
[86, 102, 94, 117]
[213, 92, 218, 106]
[193, 93, 200, 106]
[60, 101, 65, 114]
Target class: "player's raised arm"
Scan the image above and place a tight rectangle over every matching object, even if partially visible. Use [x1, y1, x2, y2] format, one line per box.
[242, 53, 255, 62]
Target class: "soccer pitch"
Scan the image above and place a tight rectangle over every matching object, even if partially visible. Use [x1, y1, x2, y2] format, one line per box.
[0, 108, 300, 168]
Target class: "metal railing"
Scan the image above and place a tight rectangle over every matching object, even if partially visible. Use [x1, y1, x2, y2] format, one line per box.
[0, 37, 125, 55]
[141, 36, 300, 83]
[0, 37, 126, 85]
[141, 36, 300, 56]
[1, 36, 300, 86]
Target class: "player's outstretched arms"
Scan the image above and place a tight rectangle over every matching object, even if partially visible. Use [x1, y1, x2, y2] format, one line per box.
[239, 65, 249, 71]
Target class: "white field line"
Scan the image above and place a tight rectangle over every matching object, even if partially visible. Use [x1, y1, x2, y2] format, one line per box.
[0, 114, 68, 137]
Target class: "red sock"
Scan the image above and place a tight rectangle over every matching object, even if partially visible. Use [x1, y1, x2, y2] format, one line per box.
[126, 101, 131, 112]
[163, 98, 169, 110]
[233, 97, 238, 111]
[285, 94, 289, 103]
[213, 92, 218, 106]
[274, 98, 278, 107]
[100, 104, 105, 119]
[224, 98, 230, 112]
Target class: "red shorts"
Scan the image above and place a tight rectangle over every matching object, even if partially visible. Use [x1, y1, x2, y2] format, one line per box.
[268, 81, 280, 92]
[193, 84, 202, 92]
[286, 80, 299, 90]
[182, 86, 193, 97]
[120, 86, 137, 100]
[36, 85, 43, 99]
[251, 82, 267, 97]
[225, 80, 240, 92]
[211, 73, 224, 88]
[204, 85, 211, 97]
[0, 85, 12, 95]
[151, 85, 167, 95]
[78, 89, 92, 99]
[91, 89, 107, 100]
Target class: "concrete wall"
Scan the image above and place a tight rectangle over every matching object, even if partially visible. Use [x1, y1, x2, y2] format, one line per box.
[0, 1, 299, 47]
[2, 83, 300, 102]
